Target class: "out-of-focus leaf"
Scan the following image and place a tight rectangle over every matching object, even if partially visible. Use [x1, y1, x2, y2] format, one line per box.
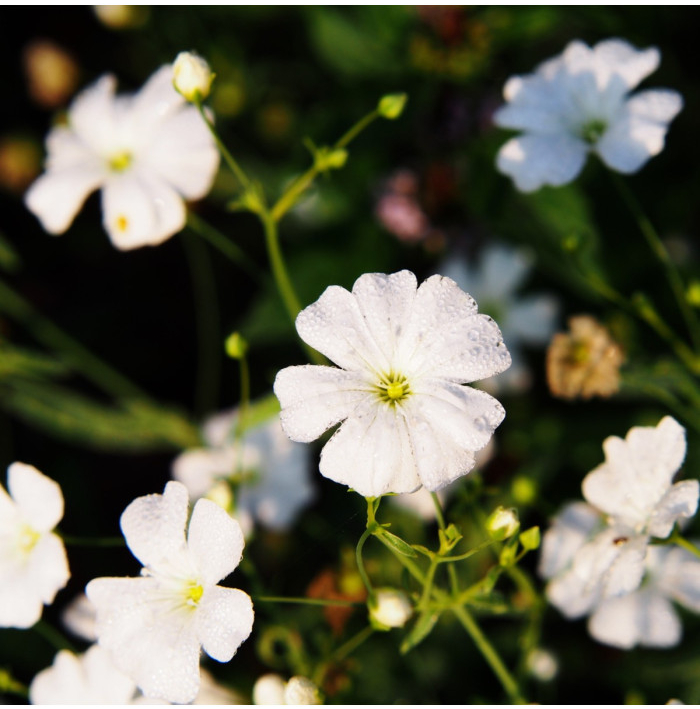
[0, 232, 21, 273]
[400, 611, 440, 654]
[377, 529, 418, 558]
[0, 343, 68, 380]
[2, 380, 200, 452]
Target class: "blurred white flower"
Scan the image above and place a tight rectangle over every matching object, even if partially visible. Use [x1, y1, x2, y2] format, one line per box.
[441, 245, 558, 393]
[0, 462, 70, 629]
[369, 589, 413, 629]
[253, 674, 322, 705]
[525, 648, 558, 682]
[62, 593, 97, 641]
[25, 64, 219, 249]
[588, 545, 700, 649]
[494, 38, 683, 192]
[274, 270, 511, 497]
[172, 407, 314, 537]
[173, 51, 214, 103]
[29, 645, 138, 704]
[86, 481, 254, 704]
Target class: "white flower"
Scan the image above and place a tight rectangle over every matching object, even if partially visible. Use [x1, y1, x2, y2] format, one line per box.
[172, 407, 314, 537]
[274, 271, 511, 498]
[494, 38, 683, 192]
[29, 645, 138, 704]
[441, 245, 558, 393]
[25, 64, 219, 249]
[253, 674, 322, 705]
[62, 593, 98, 641]
[588, 545, 700, 649]
[369, 589, 413, 629]
[0, 462, 70, 629]
[525, 648, 558, 682]
[85, 481, 254, 704]
[173, 52, 214, 102]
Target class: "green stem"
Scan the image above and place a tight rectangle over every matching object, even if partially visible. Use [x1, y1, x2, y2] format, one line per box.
[611, 172, 700, 353]
[186, 211, 260, 279]
[355, 526, 375, 596]
[59, 534, 125, 547]
[194, 100, 251, 190]
[0, 279, 145, 400]
[452, 605, 526, 704]
[181, 232, 220, 418]
[671, 532, 700, 560]
[253, 595, 361, 607]
[235, 353, 250, 444]
[431, 492, 459, 594]
[439, 538, 497, 564]
[33, 619, 75, 652]
[336, 109, 380, 150]
[0, 671, 28, 699]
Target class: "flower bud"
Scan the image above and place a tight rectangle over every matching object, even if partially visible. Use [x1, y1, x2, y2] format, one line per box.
[225, 331, 248, 359]
[173, 51, 214, 102]
[377, 93, 407, 119]
[369, 589, 413, 630]
[486, 506, 519, 541]
[284, 676, 322, 705]
[520, 526, 541, 551]
[526, 648, 558, 682]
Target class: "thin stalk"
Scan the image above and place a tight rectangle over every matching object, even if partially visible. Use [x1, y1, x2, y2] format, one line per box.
[181, 232, 220, 418]
[186, 211, 260, 278]
[355, 527, 375, 596]
[452, 605, 526, 704]
[0, 672, 28, 699]
[194, 100, 251, 190]
[253, 595, 361, 607]
[59, 534, 125, 547]
[438, 538, 497, 564]
[235, 353, 250, 442]
[33, 620, 75, 652]
[0, 279, 145, 400]
[431, 492, 459, 595]
[611, 172, 700, 353]
[672, 532, 700, 560]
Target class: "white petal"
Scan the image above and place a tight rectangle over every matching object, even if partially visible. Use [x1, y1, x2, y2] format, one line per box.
[126, 65, 186, 136]
[188, 498, 244, 586]
[8, 462, 64, 532]
[27, 532, 70, 605]
[478, 245, 532, 300]
[101, 172, 185, 249]
[86, 576, 201, 704]
[627, 89, 684, 124]
[274, 365, 370, 443]
[648, 480, 699, 539]
[295, 282, 391, 372]
[25, 165, 104, 235]
[0, 569, 44, 628]
[201, 408, 237, 448]
[659, 546, 700, 613]
[403, 274, 511, 382]
[591, 39, 660, 90]
[195, 585, 254, 662]
[539, 502, 601, 579]
[68, 75, 123, 156]
[119, 481, 189, 570]
[253, 674, 287, 705]
[319, 402, 421, 496]
[496, 133, 588, 193]
[172, 448, 237, 500]
[546, 567, 597, 619]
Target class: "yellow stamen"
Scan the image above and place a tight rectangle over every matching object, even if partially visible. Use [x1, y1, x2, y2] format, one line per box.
[185, 582, 204, 606]
[109, 150, 132, 172]
[375, 371, 411, 405]
[115, 215, 128, 232]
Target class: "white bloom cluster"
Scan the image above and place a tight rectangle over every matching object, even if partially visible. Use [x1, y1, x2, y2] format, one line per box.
[0, 463, 70, 629]
[253, 674, 322, 705]
[86, 481, 254, 704]
[540, 416, 700, 648]
[172, 407, 314, 537]
[495, 38, 683, 192]
[25, 64, 219, 249]
[274, 270, 511, 498]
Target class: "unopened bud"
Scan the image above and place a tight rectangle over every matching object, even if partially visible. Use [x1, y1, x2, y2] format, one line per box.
[284, 676, 322, 705]
[526, 648, 558, 682]
[369, 588, 413, 630]
[377, 93, 407, 120]
[173, 51, 214, 102]
[520, 526, 541, 551]
[486, 506, 519, 541]
[225, 332, 248, 359]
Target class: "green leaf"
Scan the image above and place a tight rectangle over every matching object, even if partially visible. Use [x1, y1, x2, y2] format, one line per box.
[0, 232, 21, 273]
[0, 343, 69, 381]
[400, 611, 440, 654]
[376, 529, 418, 558]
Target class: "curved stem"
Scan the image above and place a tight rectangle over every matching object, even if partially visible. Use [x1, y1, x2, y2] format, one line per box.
[312, 625, 375, 687]
[355, 526, 375, 596]
[452, 605, 526, 704]
[253, 595, 361, 607]
[611, 172, 700, 353]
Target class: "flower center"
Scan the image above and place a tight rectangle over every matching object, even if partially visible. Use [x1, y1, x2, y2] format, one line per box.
[375, 371, 411, 405]
[115, 215, 129, 232]
[108, 150, 132, 172]
[580, 119, 607, 145]
[17, 524, 41, 555]
[184, 580, 204, 607]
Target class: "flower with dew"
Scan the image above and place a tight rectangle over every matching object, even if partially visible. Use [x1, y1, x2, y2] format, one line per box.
[29, 645, 138, 705]
[0, 462, 70, 629]
[441, 244, 558, 394]
[546, 315, 624, 400]
[172, 407, 314, 537]
[587, 544, 700, 649]
[274, 270, 511, 498]
[540, 416, 699, 623]
[253, 674, 322, 705]
[25, 63, 219, 249]
[494, 38, 683, 192]
[86, 481, 254, 704]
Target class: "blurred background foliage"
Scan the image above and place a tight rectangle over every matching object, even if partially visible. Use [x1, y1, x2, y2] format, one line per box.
[2, 5, 700, 704]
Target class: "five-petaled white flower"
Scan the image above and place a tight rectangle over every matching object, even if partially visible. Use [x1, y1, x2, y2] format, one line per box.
[441, 244, 558, 393]
[274, 270, 511, 498]
[0, 462, 70, 629]
[25, 64, 219, 249]
[494, 38, 683, 192]
[85, 481, 254, 704]
[172, 406, 314, 537]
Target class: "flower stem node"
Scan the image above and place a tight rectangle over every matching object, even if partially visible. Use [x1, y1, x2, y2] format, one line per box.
[377, 93, 408, 120]
[438, 523, 463, 554]
[312, 145, 348, 173]
[486, 506, 520, 541]
[225, 332, 249, 359]
[369, 589, 413, 630]
[173, 51, 215, 103]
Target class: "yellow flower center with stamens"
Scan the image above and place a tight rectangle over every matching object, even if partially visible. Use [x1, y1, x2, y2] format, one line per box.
[17, 524, 41, 555]
[184, 581, 204, 607]
[375, 371, 411, 405]
[108, 150, 132, 172]
[115, 215, 128, 232]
